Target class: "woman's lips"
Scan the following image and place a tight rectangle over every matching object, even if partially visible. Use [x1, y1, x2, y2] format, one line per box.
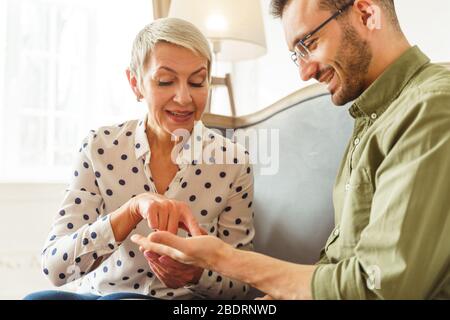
[165, 110, 194, 123]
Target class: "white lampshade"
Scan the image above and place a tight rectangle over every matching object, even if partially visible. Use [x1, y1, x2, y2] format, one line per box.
[169, 0, 267, 61]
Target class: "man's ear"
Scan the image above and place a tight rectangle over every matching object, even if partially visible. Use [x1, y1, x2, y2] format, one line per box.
[354, 0, 382, 31]
[126, 69, 143, 100]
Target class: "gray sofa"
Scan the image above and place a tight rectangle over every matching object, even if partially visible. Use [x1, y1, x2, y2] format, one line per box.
[203, 83, 354, 296]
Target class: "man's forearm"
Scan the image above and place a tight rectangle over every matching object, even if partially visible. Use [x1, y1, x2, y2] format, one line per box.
[213, 246, 316, 300]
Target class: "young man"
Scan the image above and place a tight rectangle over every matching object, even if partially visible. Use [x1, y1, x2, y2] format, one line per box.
[132, 0, 450, 299]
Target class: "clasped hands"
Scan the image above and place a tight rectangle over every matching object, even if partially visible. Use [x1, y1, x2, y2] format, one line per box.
[129, 194, 275, 300]
[128, 193, 208, 289]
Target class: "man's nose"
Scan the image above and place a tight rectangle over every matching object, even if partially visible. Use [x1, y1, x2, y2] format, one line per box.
[299, 59, 319, 82]
[174, 83, 193, 105]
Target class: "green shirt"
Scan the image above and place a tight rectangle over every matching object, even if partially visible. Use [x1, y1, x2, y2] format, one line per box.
[311, 46, 450, 300]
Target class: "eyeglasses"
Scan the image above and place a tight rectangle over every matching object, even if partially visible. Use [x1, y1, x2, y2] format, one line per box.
[291, 0, 355, 67]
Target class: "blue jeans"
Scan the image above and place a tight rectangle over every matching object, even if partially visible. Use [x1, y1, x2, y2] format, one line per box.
[23, 290, 157, 300]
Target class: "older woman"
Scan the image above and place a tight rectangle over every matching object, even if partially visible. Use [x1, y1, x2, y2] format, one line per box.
[24, 18, 254, 300]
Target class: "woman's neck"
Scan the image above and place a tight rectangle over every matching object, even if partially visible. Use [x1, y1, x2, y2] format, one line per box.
[146, 126, 175, 157]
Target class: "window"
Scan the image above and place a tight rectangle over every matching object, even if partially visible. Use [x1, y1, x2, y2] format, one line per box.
[0, 0, 152, 182]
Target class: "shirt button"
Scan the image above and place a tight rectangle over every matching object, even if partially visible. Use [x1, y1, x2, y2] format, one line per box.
[334, 228, 340, 237]
[345, 183, 351, 191]
[371, 113, 377, 120]
[354, 138, 360, 146]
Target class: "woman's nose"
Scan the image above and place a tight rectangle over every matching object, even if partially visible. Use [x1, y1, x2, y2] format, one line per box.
[173, 83, 193, 105]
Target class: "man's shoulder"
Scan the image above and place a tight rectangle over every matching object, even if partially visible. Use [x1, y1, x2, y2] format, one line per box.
[395, 63, 450, 119]
[409, 62, 450, 96]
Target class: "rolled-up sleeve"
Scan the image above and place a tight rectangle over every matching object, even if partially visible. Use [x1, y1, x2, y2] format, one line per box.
[312, 94, 450, 299]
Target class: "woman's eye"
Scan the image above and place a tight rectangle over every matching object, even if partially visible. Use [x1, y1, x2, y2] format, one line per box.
[158, 81, 173, 87]
[190, 82, 205, 88]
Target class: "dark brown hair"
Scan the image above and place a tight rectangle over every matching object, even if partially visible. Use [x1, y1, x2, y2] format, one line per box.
[270, 0, 399, 29]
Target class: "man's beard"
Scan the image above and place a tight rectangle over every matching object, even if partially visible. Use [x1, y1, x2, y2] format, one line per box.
[331, 23, 373, 106]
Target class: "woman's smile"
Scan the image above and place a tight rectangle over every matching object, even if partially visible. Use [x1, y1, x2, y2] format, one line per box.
[164, 109, 195, 123]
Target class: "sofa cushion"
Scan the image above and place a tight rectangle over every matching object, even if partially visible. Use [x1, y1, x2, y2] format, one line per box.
[246, 94, 353, 265]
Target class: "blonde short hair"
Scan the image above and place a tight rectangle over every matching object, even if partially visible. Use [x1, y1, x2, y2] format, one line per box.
[129, 18, 212, 90]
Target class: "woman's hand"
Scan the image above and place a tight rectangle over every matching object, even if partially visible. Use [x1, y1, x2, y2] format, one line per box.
[129, 194, 207, 288]
[129, 193, 203, 236]
[255, 295, 275, 300]
[144, 251, 204, 289]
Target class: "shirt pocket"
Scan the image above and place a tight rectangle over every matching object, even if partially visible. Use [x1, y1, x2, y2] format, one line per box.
[340, 167, 373, 248]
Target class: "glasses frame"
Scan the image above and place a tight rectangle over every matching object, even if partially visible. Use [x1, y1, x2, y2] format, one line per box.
[291, 1, 355, 66]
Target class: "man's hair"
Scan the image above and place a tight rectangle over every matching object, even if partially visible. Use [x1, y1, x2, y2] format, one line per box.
[270, 0, 399, 30]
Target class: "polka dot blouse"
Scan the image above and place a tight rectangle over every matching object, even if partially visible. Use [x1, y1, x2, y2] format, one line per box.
[41, 117, 255, 299]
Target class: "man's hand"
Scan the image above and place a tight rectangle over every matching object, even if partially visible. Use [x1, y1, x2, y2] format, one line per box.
[131, 231, 231, 271]
[129, 193, 203, 236]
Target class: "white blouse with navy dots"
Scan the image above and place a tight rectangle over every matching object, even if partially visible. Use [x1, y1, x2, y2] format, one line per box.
[41, 117, 255, 300]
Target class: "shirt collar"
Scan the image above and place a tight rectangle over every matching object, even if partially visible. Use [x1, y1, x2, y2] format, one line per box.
[350, 46, 430, 119]
[175, 120, 210, 167]
[134, 114, 150, 160]
[134, 115, 209, 167]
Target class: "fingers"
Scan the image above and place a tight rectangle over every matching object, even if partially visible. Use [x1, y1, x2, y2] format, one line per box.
[131, 233, 186, 262]
[146, 254, 171, 274]
[148, 202, 159, 230]
[166, 201, 180, 235]
[144, 250, 160, 261]
[148, 260, 184, 289]
[149, 231, 188, 253]
[136, 194, 200, 236]
[255, 295, 274, 300]
[145, 253, 193, 289]
[131, 234, 153, 251]
[158, 255, 192, 270]
[199, 227, 208, 236]
[158, 202, 169, 231]
[146, 199, 182, 234]
[178, 204, 203, 236]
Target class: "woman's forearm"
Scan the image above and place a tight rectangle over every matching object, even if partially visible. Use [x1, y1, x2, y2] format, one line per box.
[110, 199, 143, 242]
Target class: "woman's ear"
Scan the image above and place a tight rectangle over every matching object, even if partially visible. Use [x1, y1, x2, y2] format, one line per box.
[126, 69, 143, 101]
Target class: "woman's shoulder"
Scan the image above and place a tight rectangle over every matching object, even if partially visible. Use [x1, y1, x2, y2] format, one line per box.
[80, 118, 143, 152]
[201, 126, 251, 165]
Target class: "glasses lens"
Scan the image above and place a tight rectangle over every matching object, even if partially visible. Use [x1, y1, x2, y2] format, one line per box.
[295, 42, 310, 63]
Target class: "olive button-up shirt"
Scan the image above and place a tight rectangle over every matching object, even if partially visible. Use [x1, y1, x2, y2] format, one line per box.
[312, 46, 450, 299]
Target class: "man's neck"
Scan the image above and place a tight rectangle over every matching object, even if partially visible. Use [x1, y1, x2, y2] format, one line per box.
[364, 36, 412, 90]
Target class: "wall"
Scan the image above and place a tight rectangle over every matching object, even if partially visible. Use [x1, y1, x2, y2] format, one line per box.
[0, 183, 67, 299]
